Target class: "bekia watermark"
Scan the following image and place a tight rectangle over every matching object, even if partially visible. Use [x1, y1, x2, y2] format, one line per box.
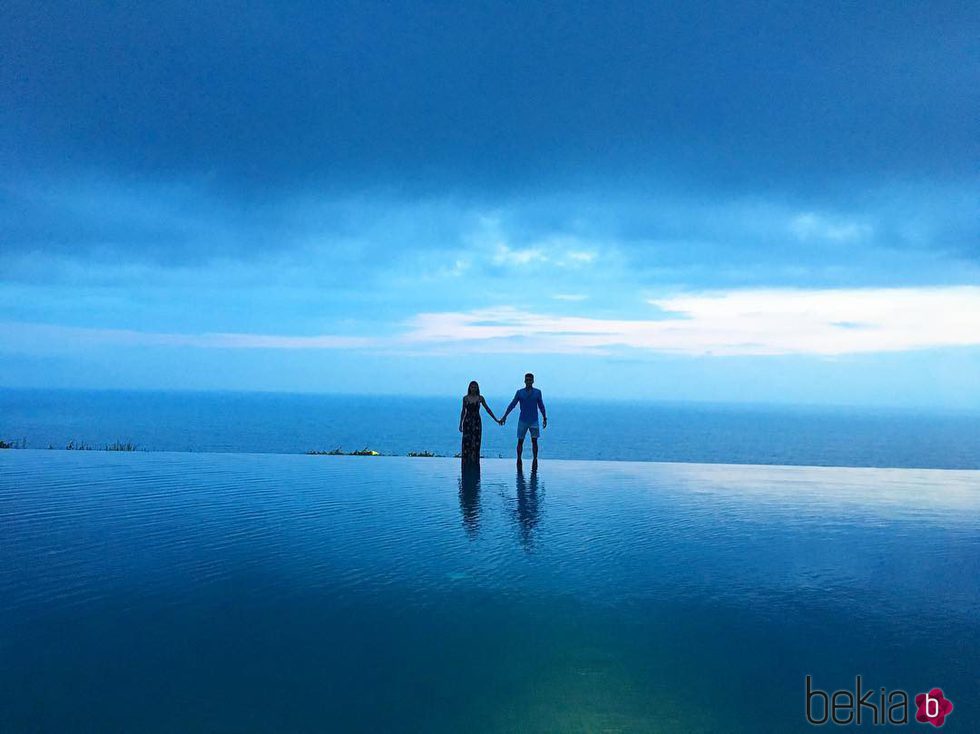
[806, 676, 954, 727]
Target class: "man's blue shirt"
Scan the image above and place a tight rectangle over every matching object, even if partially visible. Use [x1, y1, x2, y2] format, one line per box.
[507, 388, 545, 424]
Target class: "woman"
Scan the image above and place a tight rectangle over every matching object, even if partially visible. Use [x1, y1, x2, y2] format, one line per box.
[459, 380, 500, 465]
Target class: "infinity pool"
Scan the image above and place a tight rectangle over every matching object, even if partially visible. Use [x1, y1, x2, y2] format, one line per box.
[1, 451, 978, 732]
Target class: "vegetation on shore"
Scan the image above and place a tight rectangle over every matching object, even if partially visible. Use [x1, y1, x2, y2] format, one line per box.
[65, 440, 140, 451]
[0, 438, 141, 451]
[302, 449, 492, 459]
[306, 447, 382, 456]
[306, 446, 448, 457]
[3, 439, 478, 458]
[0, 438, 145, 451]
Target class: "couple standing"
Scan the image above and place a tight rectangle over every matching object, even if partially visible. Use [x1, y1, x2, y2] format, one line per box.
[459, 373, 548, 466]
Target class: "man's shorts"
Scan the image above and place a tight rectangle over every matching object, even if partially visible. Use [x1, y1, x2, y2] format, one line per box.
[517, 421, 540, 440]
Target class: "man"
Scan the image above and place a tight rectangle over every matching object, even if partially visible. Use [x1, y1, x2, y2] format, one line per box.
[500, 373, 547, 465]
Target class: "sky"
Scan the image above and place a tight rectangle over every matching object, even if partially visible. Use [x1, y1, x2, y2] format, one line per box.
[2, 1, 979, 406]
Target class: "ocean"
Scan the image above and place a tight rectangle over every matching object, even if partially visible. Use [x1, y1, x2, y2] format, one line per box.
[1, 388, 978, 468]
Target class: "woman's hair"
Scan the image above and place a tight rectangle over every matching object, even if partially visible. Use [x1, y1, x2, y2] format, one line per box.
[467, 380, 480, 396]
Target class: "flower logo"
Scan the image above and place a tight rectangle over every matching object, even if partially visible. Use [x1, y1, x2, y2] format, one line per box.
[915, 688, 953, 727]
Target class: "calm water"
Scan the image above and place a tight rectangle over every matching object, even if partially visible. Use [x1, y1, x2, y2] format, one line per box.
[2, 388, 979, 468]
[1, 450, 978, 732]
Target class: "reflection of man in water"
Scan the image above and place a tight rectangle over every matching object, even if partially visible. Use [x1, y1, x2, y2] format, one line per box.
[500, 373, 547, 466]
[515, 464, 541, 551]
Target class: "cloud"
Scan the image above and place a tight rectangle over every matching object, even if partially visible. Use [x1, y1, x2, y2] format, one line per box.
[3, 172, 976, 297]
[488, 242, 598, 269]
[402, 287, 980, 356]
[3, 2, 975, 194]
[565, 251, 596, 264]
[790, 213, 873, 243]
[4, 287, 980, 359]
[0, 322, 373, 351]
[491, 244, 548, 266]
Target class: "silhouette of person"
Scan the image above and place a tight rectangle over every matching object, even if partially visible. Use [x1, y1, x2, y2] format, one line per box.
[459, 380, 500, 466]
[499, 372, 547, 467]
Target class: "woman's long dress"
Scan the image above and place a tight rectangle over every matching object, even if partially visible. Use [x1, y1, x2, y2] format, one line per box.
[460, 399, 482, 464]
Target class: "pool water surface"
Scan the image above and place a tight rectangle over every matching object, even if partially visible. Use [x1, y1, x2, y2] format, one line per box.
[1, 451, 978, 732]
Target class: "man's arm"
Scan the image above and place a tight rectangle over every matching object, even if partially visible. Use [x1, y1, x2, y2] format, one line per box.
[502, 391, 520, 421]
[537, 391, 547, 427]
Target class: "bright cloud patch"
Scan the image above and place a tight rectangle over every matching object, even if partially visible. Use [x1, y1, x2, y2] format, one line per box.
[404, 287, 980, 356]
[790, 213, 873, 243]
[4, 287, 979, 357]
[491, 243, 548, 266]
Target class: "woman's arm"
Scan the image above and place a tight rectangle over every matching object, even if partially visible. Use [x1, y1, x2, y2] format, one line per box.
[459, 399, 465, 432]
[480, 396, 499, 423]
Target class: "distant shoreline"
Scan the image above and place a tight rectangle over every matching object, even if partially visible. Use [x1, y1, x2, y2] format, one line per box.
[4, 389, 979, 470]
[0, 441, 479, 459]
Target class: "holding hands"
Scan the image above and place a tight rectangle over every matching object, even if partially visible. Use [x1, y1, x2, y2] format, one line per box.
[461, 378, 547, 465]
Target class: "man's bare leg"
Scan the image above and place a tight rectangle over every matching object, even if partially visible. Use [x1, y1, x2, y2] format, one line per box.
[516, 438, 524, 465]
[531, 437, 539, 461]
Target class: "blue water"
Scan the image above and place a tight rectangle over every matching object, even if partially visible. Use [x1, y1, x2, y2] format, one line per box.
[1, 450, 978, 732]
[2, 388, 979, 468]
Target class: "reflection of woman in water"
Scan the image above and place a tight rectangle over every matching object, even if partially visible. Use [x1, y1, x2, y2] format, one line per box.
[458, 463, 481, 537]
[459, 380, 499, 465]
